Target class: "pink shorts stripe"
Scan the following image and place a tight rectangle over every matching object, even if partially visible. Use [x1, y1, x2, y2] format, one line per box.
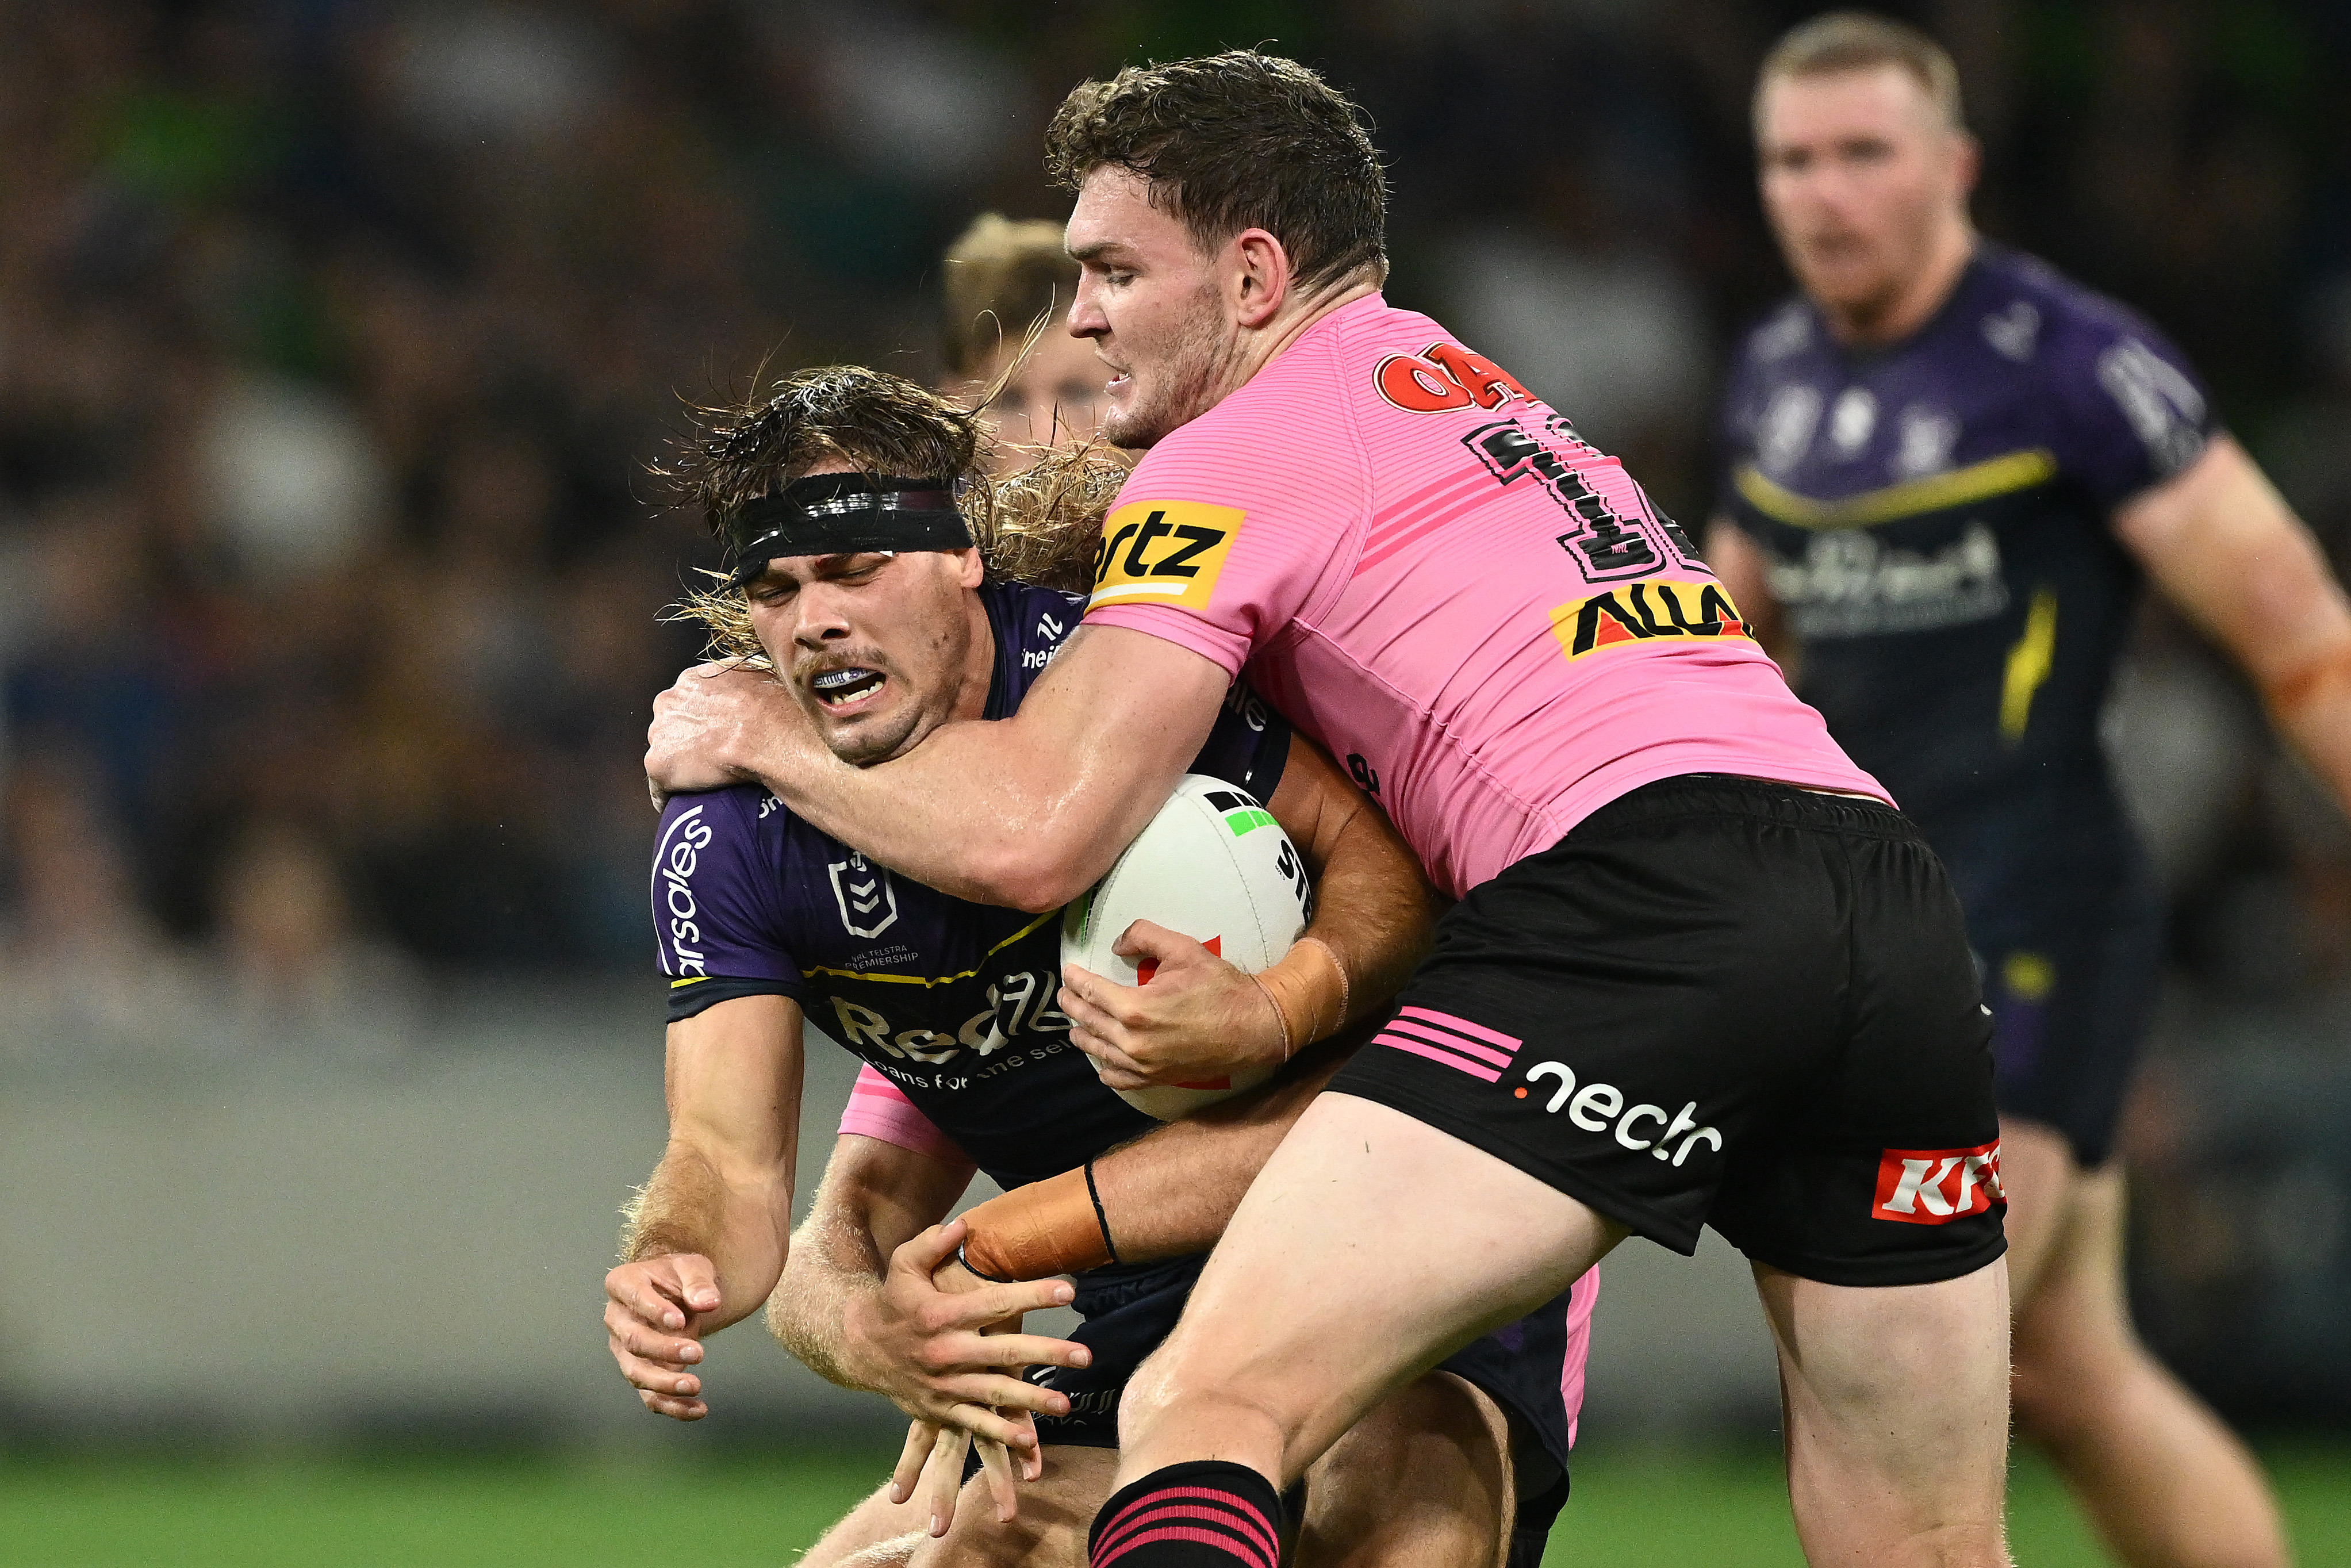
[1096, 1490, 1279, 1568]
[1398, 1005, 1522, 1053]
[1381, 1016, 1514, 1069]
[1095, 1525, 1272, 1568]
[1373, 1032, 1504, 1083]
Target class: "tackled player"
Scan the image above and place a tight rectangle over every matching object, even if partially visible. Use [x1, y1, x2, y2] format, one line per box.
[605, 366, 1593, 1568]
[650, 51, 2017, 1568]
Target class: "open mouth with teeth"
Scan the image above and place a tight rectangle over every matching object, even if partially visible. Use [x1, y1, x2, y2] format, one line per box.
[808, 666, 887, 710]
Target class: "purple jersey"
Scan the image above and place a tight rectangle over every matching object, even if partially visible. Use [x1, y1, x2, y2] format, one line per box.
[1716, 246, 2215, 907]
[652, 581, 1291, 1190]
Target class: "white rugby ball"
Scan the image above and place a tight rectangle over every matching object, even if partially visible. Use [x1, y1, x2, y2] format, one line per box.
[1061, 775, 1313, 1120]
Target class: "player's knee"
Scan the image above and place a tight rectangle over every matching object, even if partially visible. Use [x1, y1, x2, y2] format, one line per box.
[908, 1496, 1048, 1568]
[823, 1533, 925, 1568]
[1333, 1374, 1494, 1477]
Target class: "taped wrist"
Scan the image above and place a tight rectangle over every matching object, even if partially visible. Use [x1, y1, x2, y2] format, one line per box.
[1254, 936, 1349, 1058]
[958, 1164, 1117, 1281]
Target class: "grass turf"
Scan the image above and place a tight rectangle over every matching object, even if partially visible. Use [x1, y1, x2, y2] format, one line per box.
[1, 1443, 2344, 1565]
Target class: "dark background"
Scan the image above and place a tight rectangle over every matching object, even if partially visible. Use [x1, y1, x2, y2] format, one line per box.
[1, 0, 2346, 1428]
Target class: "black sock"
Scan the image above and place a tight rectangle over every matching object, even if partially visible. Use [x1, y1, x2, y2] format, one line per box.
[1088, 1459, 1287, 1568]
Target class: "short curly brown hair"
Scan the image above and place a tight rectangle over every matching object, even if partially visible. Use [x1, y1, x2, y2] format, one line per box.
[1044, 50, 1387, 290]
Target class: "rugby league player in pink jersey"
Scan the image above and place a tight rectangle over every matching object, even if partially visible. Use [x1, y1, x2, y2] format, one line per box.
[651, 51, 2017, 1568]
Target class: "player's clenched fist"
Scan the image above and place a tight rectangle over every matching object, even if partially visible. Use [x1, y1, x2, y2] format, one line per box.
[644, 661, 802, 805]
[1061, 919, 1287, 1087]
[605, 1252, 724, 1420]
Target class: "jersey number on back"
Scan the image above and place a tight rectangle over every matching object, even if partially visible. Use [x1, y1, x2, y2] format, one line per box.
[1465, 415, 1697, 582]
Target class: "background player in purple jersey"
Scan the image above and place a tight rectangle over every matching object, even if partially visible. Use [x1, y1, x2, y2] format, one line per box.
[605, 366, 1591, 1568]
[1708, 16, 2351, 1567]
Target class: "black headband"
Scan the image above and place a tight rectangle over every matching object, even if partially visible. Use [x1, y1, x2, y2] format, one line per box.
[722, 472, 972, 589]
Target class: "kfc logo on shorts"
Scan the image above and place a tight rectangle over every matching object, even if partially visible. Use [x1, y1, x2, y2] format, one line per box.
[1871, 1141, 2003, 1225]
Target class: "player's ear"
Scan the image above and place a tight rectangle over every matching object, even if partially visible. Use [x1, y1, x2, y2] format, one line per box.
[1950, 129, 1981, 202]
[1230, 228, 1289, 329]
[952, 546, 985, 589]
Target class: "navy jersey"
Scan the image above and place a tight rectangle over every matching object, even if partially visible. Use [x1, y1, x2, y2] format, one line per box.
[652, 580, 1292, 1190]
[1716, 244, 2215, 903]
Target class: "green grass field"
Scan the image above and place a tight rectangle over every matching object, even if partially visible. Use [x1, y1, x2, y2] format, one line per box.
[3, 1443, 2345, 1566]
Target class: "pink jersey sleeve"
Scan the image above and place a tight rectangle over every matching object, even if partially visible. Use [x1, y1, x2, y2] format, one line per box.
[1081, 338, 1367, 674]
[838, 1065, 976, 1171]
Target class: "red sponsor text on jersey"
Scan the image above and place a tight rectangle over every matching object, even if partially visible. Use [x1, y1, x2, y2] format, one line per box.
[1871, 1141, 2003, 1224]
[1374, 340, 1535, 414]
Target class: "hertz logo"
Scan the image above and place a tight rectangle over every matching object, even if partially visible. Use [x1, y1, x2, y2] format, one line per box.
[1549, 577, 1753, 661]
[1088, 499, 1243, 614]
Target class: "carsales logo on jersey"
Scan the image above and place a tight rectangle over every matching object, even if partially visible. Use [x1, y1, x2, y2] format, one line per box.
[1375, 340, 1535, 415]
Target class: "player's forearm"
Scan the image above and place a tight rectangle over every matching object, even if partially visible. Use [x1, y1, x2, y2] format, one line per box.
[622, 1144, 791, 1330]
[1295, 804, 1440, 1028]
[1092, 1037, 1352, 1261]
[769, 1201, 892, 1390]
[2268, 660, 2351, 820]
[769, 1142, 969, 1391]
[742, 627, 1224, 910]
[2116, 438, 2351, 821]
[960, 1037, 1351, 1276]
[1259, 738, 1441, 1048]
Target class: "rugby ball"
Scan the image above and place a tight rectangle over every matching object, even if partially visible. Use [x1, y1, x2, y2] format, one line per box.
[1061, 775, 1313, 1120]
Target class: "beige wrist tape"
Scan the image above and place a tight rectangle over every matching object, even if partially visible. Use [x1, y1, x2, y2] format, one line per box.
[958, 1165, 1115, 1281]
[1253, 936, 1349, 1059]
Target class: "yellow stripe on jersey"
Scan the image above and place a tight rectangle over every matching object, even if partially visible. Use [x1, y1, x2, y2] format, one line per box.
[802, 908, 1058, 987]
[1733, 448, 2058, 531]
[2001, 588, 2059, 742]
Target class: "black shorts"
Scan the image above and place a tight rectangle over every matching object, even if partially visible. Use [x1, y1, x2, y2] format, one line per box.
[1968, 862, 2162, 1171]
[1010, 1255, 1581, 1561]
[1329, 775, 2006, 1288]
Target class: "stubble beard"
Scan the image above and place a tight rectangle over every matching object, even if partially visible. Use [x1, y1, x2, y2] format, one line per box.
[1100, 293, 1235, 450]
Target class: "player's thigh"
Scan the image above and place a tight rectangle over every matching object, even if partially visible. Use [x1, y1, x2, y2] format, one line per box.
[1754, 1259, 2011, 1557]
[1995, 1115, 2079, 1305]
[2010, 1161, 2139, 1425]
[1298, 1371, 1514, 1568]
[1129, 1092, 1620, 1478]
[907, 1446, 1121, 1568]
[801, 1481, 930, 1568]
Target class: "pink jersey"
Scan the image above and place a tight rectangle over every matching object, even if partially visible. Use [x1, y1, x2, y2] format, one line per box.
[840, 1065, 977, 1174]
[1086, 295, 1884, 899]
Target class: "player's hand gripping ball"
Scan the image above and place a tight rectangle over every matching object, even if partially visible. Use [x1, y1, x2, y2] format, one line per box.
[1061, 775, 1311, 1118]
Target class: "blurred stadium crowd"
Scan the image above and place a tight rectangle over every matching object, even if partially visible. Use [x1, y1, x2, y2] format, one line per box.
[3, 0, 2350, 1410]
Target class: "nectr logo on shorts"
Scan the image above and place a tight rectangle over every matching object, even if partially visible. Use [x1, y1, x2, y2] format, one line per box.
[1088, 499, 1242, 614]
[1871, 1142, 2004, 1225]
[1522, 1061, 1724, 1167]
[1548, 577, 1753, 660]
[1373, 340, 1533, 414]
[1374, 1007, 1727, 1167]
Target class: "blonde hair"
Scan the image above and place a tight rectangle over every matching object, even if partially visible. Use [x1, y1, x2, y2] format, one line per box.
[1756, 11, 1965, 133]
[940, 214, 1080, 379]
